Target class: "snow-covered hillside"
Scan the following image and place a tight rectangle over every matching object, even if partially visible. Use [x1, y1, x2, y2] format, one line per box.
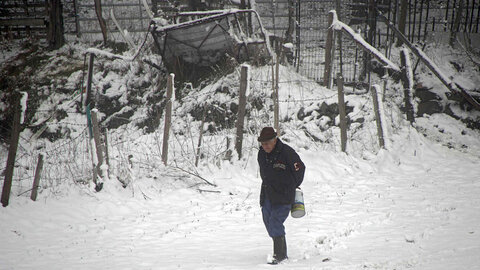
[1, 37, 480, 269]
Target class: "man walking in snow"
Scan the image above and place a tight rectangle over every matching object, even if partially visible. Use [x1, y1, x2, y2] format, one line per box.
[257, 127, 305, 264]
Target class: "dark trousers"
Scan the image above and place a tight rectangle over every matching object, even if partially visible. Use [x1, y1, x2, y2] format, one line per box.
[262, 198, 291, 237]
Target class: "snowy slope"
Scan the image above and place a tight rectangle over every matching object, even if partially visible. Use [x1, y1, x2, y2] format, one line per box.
[1, 38, 480, 269]
[1, 126, 479, 269]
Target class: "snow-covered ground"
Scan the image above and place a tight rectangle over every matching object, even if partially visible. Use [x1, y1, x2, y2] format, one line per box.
[1, 37, 480, 269]
[1, 124, 479, 269]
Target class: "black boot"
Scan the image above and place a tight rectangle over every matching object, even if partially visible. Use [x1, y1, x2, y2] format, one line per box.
[270, 236, 287, 264]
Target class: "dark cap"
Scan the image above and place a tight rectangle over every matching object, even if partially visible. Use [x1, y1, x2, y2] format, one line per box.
[257, 127, 277, 142]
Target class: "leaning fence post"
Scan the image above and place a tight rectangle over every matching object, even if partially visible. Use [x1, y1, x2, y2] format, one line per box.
[162, 73, 174, 165]
[1, 94, 22, 207]
[337, 73, 348, 152]
[235, 65, 249, 159]
[30, 153, 45, 201]
[324, 11, 336, 88]
[400, 48, 415, 123]
[371, 85, 385, 149]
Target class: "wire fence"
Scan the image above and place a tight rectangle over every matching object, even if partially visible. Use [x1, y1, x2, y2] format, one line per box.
[256, 0, 480, 84]
[1, 62, 400, 201]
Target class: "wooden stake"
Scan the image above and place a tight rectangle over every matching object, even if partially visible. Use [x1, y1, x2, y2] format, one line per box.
[324, 11, 336, 88]
[337, 73, 348, 152]
[195, 108, 207, 167]
[162, 74, 174, 165]
[400, 49, 415, 123]
[274, 57, 280, 134]
[235, 65, 249, 159]
[397, 0, 408, 47]
[31, 153, 44, 201]
[103, 127, 110, 177]
[91, 109, 104, 179]
[94, 0, 108, 45]
[85, 53, 95, 109]
[379, 11, 480, 111]
[450, 0, 465, 46]
[1, 94, 21, 207]
[371, 85, 385, 148]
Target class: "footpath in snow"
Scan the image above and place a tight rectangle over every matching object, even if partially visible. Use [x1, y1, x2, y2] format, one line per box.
[1, 128, 479, 270]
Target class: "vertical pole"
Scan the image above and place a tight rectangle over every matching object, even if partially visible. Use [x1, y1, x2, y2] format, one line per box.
[85, 53, 95, 109]
[274, 57, 280, 134]
[418, 0, 424, 42]
[423, 0, 430, 42]
[235, 65, 249, 160]
[400, 49, 415, 123]
[445, 0, 451, 31]
[451, 0, 457, 32]
[91, 109, 104, 179]
[469, 0, 475, 32]
[336, 0, 344, 76]
[463, 0, 469, 33]
[408, 0, 412, 41]
[450, 0, 465, 46]
[1, 94, 21, 207]
[94, 0, 108, 45]
[195, 108, 207, 167]
[368, 0, 376, 46]
[353, 29, 359, 88]
[103, 127, 110, 178]
[295, 0, 301, 72]
[162, 74, 174, 165]
[73, 0, 81, 37]
[323, 11, 335, 88]
[30, 153, 44, 201]
[337, 73, 348, 152]
[86, 106, 97, 183]
[371, 85, 385, 148]
[412, 0, 417, 42]
[47, 0, 65, 50]
[397, 0, 408, 46]
[476, 3, 480, 33]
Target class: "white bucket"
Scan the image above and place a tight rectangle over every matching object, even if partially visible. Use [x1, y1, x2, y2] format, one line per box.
[291, 188, 305, 218]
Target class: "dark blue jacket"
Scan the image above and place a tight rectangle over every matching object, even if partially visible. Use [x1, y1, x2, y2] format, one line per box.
[258, 139, 305, 206]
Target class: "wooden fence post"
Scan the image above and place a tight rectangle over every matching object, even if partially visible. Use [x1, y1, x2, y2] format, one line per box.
[371, 85, 385, 148]
[337, 73, 348, 152]
[195, 108, 207, 167]
[85, 53, 95, 109]
[235, 65, 249, 159]
[400, 49, 415, 123]
[30, 153, 44, 201]
[162, 73, 174, 165]
[91, 109, 105, 180]
[397, 0, 408, 47]
[379, 11, 480, 111]
[324, 11, 336, 88]
[274, 57, 280, 134]
[1, 94, 22, 207]
[94, 0, 108, 45]
[450, 0, 465, 47]
[102, 127, 110, 177]
[47, 0, 65, 50]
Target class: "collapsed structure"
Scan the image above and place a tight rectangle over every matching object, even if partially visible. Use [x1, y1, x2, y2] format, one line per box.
[149, 9, 272, 80]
